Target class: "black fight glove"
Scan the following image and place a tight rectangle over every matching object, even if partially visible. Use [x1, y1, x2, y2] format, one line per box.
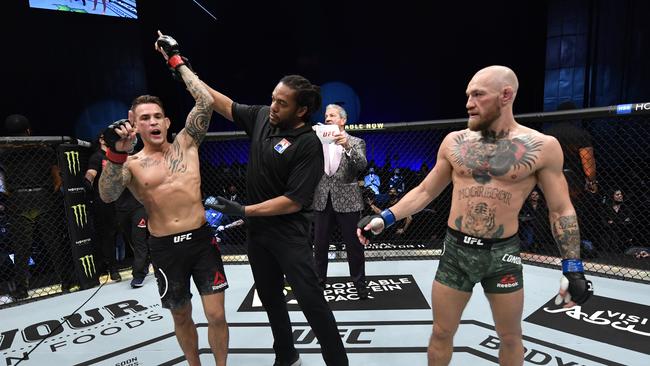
[205, 196, 245, 217]
[155, 33, 195, 81]
[555, 259, 594, 306]
[357, 209, 397, 240]
[103, 119, 130, 153]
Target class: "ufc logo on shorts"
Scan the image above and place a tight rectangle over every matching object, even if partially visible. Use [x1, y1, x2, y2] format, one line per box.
[173, 233, 192, 243]
[463, 236, 484, 246]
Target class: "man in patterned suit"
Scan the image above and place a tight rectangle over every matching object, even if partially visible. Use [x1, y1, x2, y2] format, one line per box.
[313, 104, 369, 298]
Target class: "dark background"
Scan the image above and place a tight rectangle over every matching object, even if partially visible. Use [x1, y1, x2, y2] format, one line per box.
[2, 1, 649, 139]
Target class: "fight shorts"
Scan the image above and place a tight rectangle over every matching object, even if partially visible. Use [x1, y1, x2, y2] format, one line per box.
[149, 224, 228, 309]
[435, 227, 523, 293]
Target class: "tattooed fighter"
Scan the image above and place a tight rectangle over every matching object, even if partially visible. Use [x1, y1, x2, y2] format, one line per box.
[99, 32, 228, 366]
[357, 65, 593, 366]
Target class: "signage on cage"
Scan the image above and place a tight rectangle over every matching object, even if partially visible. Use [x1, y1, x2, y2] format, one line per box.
[79, 254, 96, 278]
[361, 241, 430, 250]
[71, 203, 88, 227]
[238, 275, 430, 312]
[345, 123, 385, 130]
[64, 150, 81, 175]
[525, 295, 650, 354]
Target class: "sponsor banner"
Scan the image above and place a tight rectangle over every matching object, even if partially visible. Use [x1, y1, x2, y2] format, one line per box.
[238, 275, 430, 312]
[57, 144, 98, 289]
[329, 240, 432, 251]
[525, 295, 650, 355]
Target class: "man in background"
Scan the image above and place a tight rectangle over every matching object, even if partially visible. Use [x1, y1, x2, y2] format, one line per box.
[313, 104, 368, 298]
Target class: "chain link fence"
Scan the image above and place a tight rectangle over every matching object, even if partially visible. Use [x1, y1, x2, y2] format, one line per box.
[199, 105, 650, 283]
[0, 138, 87, 307]
[1, 104, 647, 307]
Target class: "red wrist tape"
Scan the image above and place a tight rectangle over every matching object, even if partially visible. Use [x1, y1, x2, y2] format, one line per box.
[106, 148, 128, 164]
[168, 54, 185, 69]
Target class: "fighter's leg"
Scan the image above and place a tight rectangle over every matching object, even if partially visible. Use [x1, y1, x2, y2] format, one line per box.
[428, 280, 472, 366]
[485, 289, 524, 366]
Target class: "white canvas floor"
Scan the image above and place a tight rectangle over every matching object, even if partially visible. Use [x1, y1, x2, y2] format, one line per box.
[1, 260, 648, 366]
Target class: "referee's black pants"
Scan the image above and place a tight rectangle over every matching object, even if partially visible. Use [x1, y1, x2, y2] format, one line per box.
[248, 236, 348, 366]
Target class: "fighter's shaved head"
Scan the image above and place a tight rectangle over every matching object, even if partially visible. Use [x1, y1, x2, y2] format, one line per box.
[472, 65, 519, 97]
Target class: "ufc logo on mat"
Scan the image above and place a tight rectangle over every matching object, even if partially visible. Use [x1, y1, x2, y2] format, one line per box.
[173, 233, 192, 243]
[463, 236, 484, 246]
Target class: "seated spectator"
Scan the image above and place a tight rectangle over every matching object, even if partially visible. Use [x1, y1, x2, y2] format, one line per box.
[388, 168, 405, 194]
[363, 167, 381, 195]
[362, 187, 381, 216]
[204, 196, 244, 246]
[382, 187, 412, 238]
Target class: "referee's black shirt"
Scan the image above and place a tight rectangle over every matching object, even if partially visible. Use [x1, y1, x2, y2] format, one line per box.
[232, 103, 324, 243]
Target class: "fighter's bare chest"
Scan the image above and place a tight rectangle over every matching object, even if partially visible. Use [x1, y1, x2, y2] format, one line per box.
[449, 133, 543, 184]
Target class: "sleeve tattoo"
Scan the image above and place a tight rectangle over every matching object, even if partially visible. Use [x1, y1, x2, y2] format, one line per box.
[98, 162, 131, 203]
[179, 66, 213, 145]
[552, 215, 581, 259]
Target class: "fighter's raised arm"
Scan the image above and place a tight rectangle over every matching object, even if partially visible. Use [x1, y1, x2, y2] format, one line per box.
[153, 31, 214, 146]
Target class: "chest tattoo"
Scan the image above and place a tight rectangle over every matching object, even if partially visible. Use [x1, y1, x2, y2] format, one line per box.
[451, 132, 542, 184]
[139, 157, 161, 169]
[163, 142, 188, 174]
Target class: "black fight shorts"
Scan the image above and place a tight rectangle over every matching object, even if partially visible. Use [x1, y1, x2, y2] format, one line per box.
[149, 224, 228, 310]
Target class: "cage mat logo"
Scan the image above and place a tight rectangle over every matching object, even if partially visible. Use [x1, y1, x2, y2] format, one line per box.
[238, 274, 430, 311]
[525, 294, 650, 354]
[1, 300, 164, 365]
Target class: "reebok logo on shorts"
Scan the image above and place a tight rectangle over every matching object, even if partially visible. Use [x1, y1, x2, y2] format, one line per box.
[212, 271, 227, 290]
[496, 274, 519, 289]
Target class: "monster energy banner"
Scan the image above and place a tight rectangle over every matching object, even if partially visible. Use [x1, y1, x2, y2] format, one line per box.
[57, 144, 99, 289]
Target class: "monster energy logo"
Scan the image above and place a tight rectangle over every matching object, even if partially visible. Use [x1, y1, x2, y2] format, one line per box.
[71, 204, 88, 227]
[79, 255, 96, 278]
[65, 151, 81, 175]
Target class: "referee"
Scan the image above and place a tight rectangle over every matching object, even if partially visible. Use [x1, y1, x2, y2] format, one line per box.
[204, 75, 348, 366]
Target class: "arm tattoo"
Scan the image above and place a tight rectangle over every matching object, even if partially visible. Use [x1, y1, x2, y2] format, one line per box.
[552, 215, 581, 259]
[180, 67, 212, 145]
[98, 162, 129, 202]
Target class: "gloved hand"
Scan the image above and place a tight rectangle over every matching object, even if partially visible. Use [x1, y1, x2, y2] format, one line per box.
[356, 209, 396, 244]
[103, 119, 136, 164]
[82, 178, 93, 195]
[154, 31, 194, 81]
[554, 259, 594, 306]
[205, 196, 245, 217]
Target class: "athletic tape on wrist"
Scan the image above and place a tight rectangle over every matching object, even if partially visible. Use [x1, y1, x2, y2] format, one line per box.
[106, 148, 128, 164]
[168, 54, 185, 69]
[562, 259, 584, 273]
[380, 209, 396, 228]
